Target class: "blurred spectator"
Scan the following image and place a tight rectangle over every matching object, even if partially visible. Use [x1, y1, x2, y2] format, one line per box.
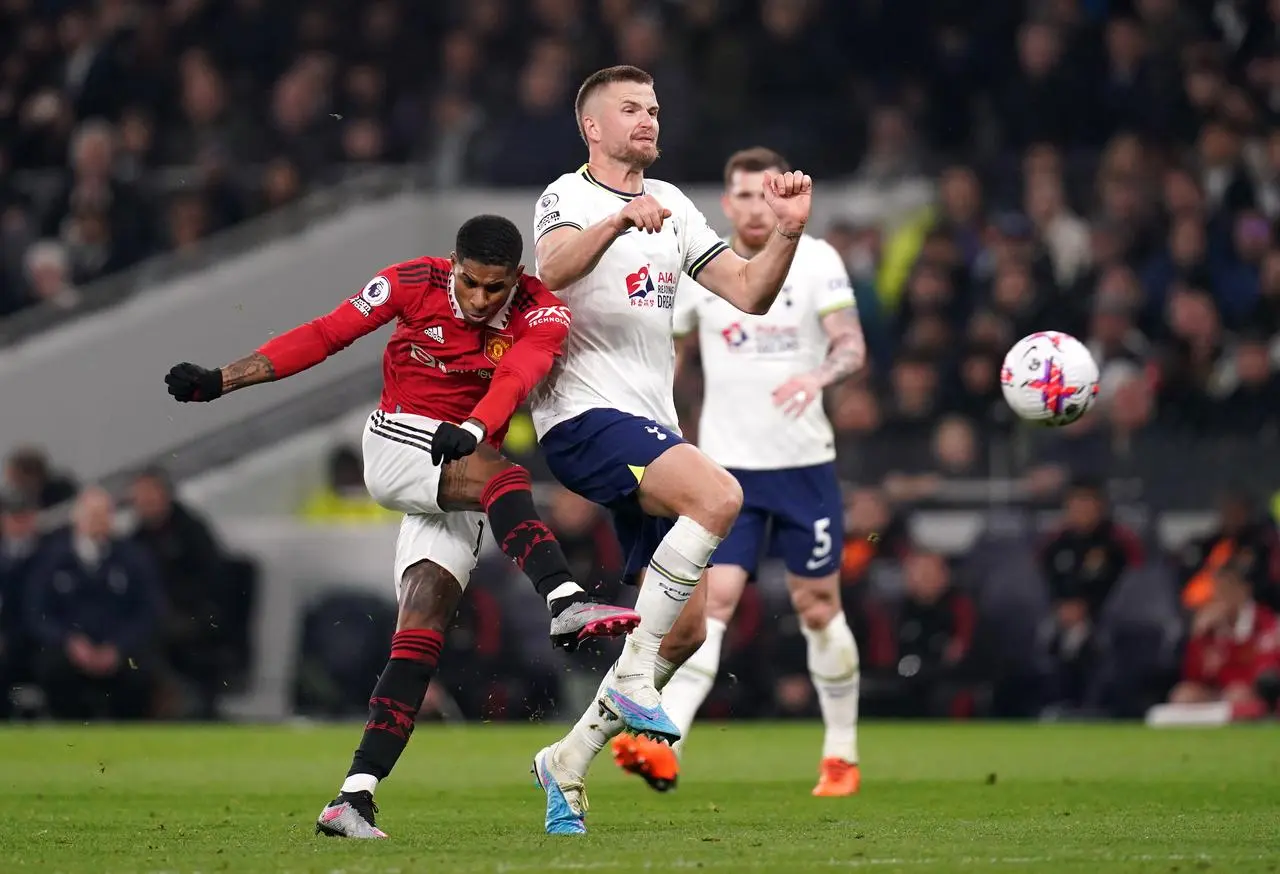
[0, 490, 45, 714]
[22, 239, 80, 311]
[42, 119, 150, 281]
[129, 468, 234, 718]
[24, 487, 163, 720]
[840, 486, 910, 590]
[300, 446, 396, 524]
[3, 446, 77, 509]
[476, 40, 581, 187]
[1169, 562, 1280, 720]
[1178, 490, 1280, 613]
[1036, 477, 1143, 710]
[862, 549, 977, 718]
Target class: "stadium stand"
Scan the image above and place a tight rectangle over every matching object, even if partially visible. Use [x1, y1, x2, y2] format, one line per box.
[4, 0, 1280, 722]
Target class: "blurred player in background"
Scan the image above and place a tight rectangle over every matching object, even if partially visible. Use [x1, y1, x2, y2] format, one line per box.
[616, 147, 866, 797]
[164, 215, 640, 839]
[527, 66, 813, 834]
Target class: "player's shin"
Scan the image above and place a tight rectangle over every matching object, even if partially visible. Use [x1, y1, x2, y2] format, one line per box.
[480, 466, 584, 609]
[660, 617, 727, 748]
[342, 628, 444, 795]
[614, 518, 720, 690]
[802, 611, 860, 764]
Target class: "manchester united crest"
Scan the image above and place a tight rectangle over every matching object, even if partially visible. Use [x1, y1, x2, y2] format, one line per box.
[484, 332, 512, 366]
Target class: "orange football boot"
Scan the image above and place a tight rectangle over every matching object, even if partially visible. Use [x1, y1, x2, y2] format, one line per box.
[812, 758, 860, 797]
[611, 733, 680, 792]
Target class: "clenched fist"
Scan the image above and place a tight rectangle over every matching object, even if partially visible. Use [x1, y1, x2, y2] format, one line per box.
[762, 170, 813, 237]
[615, 194, 672, 234]
[165, 362, 223, 402]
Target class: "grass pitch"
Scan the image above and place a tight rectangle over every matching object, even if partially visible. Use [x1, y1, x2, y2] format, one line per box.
[3, 721, 1278, 873]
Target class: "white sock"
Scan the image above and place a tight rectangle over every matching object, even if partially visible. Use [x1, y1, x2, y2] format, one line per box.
[555, 652, 686, 779]
[661, 617, 727, 752]
[556, 664, 624, 778]
[340, 773, 379, 796]
[545, 580, 586, 610]
[613, 517, 719, 695]
[802, 611, 860, 763]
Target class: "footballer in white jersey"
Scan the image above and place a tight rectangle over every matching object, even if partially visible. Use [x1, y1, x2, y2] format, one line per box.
[529, 165, 728, 439]
[526, 68, 815, 836]
[673, 232, 856, 471]
[644, 148, 867, 800]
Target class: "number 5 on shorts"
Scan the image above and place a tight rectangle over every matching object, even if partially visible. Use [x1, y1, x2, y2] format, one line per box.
[805, 517, 832, 572]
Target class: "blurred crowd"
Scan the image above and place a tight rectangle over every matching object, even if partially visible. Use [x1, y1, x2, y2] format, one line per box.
[5, 0, 1280, 721]
[0, 447, 255, 720]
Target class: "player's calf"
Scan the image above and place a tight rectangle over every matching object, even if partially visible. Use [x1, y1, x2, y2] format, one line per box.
[438, 445, 639, 649]
[317, 560, 460, 838]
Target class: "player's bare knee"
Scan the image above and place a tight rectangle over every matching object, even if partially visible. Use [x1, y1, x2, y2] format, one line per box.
[397, 560, 463, 632]
[692, 467, 743, 535]
[794, 584, 841, 630]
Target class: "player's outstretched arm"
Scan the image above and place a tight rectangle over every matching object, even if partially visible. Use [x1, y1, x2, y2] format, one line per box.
[166, 275, 401, 403]
[164, 353, 277, 402]
[535, 195, 671, 291]
[696, 170, 812, 315]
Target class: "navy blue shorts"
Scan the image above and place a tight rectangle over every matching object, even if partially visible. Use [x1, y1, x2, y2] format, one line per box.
[540, 408, 685, 579]
[714, 462, 844, 578]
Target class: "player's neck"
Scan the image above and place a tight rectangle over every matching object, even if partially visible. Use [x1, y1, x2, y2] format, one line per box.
[585, 157, 644, 196]
[730, 235, 763, 260]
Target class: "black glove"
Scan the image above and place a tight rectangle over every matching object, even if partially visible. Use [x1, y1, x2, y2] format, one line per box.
[165, 363, 223, 402]
[431, 421, 482, 466]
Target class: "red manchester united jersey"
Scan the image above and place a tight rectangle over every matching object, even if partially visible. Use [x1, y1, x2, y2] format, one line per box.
[256, 256, 571, 446]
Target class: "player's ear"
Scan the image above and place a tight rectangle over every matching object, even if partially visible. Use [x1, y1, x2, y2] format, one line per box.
[515, 264, 525, 279]
[449, 251, 458, 270]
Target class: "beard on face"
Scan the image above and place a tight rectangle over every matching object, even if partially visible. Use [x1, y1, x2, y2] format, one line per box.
[610, 140, 660, 169]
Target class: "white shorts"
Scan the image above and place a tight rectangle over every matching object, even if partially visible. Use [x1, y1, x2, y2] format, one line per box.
[361, 410, 486, 596]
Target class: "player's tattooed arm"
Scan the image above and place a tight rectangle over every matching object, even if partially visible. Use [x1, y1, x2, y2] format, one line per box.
[812, 308, 866, 388]
[219, 352, 276, 394]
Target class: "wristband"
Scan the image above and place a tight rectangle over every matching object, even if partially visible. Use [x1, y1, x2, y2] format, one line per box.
[776, 225, 803, 241]
[460, 420, 486, 442]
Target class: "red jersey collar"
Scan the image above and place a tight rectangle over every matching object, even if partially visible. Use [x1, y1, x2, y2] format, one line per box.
[448, 273, 515, 330]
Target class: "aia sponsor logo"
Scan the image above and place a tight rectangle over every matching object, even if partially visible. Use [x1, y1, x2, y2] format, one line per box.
[625, 264, 676, 309]
[626, 265, 655, 299]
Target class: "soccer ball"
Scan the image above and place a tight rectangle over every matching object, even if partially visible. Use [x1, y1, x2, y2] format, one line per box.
[1000, 331, 1100, 426]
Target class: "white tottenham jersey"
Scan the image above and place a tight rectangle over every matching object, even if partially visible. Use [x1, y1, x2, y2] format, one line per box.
[529, 166, 729, 437]
[673, 234, 856, 470]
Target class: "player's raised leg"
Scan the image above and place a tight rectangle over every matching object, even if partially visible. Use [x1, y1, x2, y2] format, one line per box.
[316, 556, 462, 838]
[658, 560, 753, 749]
[611, 561, 745, 791]
[436, 444, 640, 648]
[603, 442, 741, 741]
[655, 493, 764, 755]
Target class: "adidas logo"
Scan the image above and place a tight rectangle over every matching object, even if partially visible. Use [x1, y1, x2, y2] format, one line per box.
[424, 325, 444, 344]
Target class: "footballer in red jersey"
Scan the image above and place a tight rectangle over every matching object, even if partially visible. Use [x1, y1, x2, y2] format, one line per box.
[165, 215, 638, 839]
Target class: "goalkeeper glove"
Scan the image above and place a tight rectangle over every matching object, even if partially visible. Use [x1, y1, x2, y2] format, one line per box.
[431, 420, 485, 466]
[165, 362, 223, 402]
